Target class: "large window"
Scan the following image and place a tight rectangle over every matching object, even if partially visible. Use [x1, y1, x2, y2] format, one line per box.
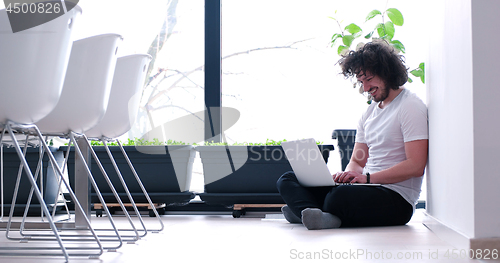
[3, 1, 427, 197]
[219, 0, 427, 199]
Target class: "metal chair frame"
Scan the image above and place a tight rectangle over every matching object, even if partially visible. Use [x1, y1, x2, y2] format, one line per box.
[14, 131, 144, 249]
[94, 137, 165, 233]
[0, 122, 104, 261]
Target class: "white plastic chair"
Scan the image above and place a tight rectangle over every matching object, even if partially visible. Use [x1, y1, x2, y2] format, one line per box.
[0, 6, 104, 261]
[85, 55, 150, 139]
[36, 33, 121, 135]
[33, 33, 143, 249]
[85, 54, 164, 233]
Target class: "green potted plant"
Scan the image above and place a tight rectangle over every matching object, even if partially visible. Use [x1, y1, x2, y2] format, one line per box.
[196, 139, 334, 216]
[61, 138, 196, 210]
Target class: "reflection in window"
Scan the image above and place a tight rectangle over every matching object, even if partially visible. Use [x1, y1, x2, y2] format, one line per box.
[128, 0, 205, 144]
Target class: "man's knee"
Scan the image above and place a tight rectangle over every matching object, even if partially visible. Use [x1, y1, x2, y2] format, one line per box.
[276, 171, 297, 191]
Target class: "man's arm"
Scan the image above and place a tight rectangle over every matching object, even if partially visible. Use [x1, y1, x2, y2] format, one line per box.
[334, 139, 428, 184]
[344, 142, 369, 174]
[369, 139, 428, 184]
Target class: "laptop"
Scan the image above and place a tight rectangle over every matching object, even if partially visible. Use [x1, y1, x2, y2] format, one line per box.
[281, 138, 380, 187]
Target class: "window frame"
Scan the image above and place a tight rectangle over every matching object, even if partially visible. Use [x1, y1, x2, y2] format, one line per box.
[204, 0, 222, 142]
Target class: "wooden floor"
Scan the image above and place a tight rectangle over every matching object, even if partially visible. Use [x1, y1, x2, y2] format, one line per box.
[0, 209, 490, 262]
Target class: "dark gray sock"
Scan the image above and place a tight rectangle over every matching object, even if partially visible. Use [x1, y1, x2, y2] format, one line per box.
[301, 208, 341, 230]
[281, 205, 302, 224]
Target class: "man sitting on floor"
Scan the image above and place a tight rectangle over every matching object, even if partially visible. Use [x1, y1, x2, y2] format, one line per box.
[277, 41, 428, 230]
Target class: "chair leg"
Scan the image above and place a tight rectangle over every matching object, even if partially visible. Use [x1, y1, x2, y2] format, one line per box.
[17, 140, 84, 237]
[51, 136, 76, 221]
[33, 127, 104, 256]
[18, 135, 47, 236]
[0, 123, 69, 262]
[77, 133, 140, 241]
[116, 139, 164, 232]
[44, 135, 72, 222]
[5, 134, 31, 240]
[0, 142, 3, 221]
[0, 123, 104, 259]
[68, 132, 125, 249]
[102, 141, 148, 238]
[0, 136, 4, 221]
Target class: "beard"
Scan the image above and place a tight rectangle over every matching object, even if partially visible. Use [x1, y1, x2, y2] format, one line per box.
[371, 85, 389, 102]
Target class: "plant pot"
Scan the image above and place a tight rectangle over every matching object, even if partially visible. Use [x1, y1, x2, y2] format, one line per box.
[196, 144, 334, 206]
[1, 146, 62, 215]
[332, 129, 357, 171]
[61, 145, 196, 205]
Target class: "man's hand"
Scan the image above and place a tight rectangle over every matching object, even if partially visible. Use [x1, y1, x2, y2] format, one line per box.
[333, 171, 368, 184]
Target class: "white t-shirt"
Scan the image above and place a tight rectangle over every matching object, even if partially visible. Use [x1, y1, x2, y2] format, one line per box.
[355, 88, 428, 210]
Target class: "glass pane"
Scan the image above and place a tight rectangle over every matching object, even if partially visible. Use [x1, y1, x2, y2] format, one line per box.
[69, 0, 205, 144]
[128, 0, 205, 143]
[221, 0, 368, 145]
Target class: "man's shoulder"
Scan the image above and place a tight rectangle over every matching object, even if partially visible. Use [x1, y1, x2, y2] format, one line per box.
[361, 100, 378, 116]
[400, 89, 426, 108]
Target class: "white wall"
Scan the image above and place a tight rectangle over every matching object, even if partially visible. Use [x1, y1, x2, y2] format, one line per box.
[427, 0, 500, 240]
[427, 0, 475, 238]
[471, 0, 500, 239]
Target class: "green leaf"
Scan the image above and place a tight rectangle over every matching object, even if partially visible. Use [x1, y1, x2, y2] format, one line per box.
[386, 8, 404, 26]
[390, 40, 406, 53]
[352, 31, 363, 39]
[408, 77, 413, 83]
[375, 23, 385, 38]
[331, 33, 342, 45]
[419, 62, 425, 71]
[364, 31, 374, 39]
[410, 68, 424, 77]
[342, 35, 355, 47]
[365, 9, 382, 22]
[410, 67, 425, 83]
[381, 35, 392, 41]
[337, 45, 349, 56]
[345, 23, 362, 35]
[384, 21, 395, 40]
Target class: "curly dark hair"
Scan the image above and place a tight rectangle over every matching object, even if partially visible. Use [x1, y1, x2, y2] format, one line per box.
[338, 41, 408, 90]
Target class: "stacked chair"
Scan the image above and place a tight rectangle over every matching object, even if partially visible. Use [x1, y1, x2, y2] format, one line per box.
[34, 33, 144, 248]
[1, 5, 163, 261]
[84, 54, 164, 233]
[0, 5, 105, 261]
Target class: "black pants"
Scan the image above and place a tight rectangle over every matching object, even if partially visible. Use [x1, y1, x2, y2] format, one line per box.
[276, 171, 413, 228]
